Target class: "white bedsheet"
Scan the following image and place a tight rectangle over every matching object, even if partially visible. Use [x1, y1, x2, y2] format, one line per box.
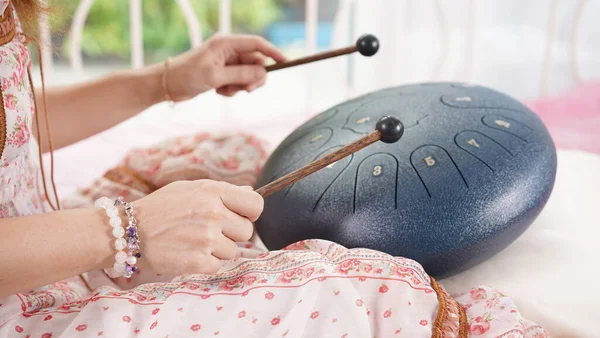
[441, 149, 600, 337]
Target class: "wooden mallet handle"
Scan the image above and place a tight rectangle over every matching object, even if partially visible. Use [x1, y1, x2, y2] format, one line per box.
[255, 115, 403, 197]
[256, 130, 380, 197]
[265, 34, 379, 72]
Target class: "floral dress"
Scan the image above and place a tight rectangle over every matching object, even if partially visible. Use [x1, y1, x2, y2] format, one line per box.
[0, 3, 550, 337]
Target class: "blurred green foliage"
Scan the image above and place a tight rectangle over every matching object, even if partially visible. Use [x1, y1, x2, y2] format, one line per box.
[47, 0, 282, 63]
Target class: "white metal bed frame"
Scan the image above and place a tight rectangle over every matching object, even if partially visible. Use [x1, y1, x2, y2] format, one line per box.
[37, 0, 593, 105]
[38, 0, 333, 75]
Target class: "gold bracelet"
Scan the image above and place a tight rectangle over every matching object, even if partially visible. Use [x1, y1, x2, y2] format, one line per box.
[162, 57, 174, 106]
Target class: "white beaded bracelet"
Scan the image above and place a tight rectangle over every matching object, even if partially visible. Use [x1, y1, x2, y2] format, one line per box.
[95, 196, 141, 278]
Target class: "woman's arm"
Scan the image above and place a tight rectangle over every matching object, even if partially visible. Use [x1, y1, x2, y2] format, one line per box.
[0, 207, 115, 297]
[34, 64, 164, 151]
[0, 179, 263, 298]
[33, 34, 286, 151]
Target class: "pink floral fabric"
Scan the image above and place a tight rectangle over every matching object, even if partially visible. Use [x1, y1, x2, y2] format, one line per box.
[0, 4, 550, 337]
[61, 131, 268, 212]
[455, 287, 548, 337]
[0, 240, 549, 338]
[0, 10, 52, 216]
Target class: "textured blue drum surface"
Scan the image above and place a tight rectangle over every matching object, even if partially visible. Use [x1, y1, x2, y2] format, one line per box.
[255, 82, 557, 278]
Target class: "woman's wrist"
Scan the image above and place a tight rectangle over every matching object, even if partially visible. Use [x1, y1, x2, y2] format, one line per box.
[120, 63, 165, 108]
[86, 207, 127, 271]
[32, 207, 120, 272]
[59, 201, 139, 274]
[95, 196, 142, 278]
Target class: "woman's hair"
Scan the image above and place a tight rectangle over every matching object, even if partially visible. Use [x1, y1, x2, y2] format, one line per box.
[11, 0, 49, 37]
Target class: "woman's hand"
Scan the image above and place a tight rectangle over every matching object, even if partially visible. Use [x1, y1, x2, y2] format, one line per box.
[165, 34, 287, 100]
[133, 179, 263, 275]
[34, 34, 285, 151]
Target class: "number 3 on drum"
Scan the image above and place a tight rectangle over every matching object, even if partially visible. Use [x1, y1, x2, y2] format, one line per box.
[372, 165, 382, 176]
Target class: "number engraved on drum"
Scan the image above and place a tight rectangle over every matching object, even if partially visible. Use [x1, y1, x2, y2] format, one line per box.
[467, 138, 480, 148]
[424, 156, 436, 167]
[356, 117, 371, 124]
[310, 134, 323, 143]
[372, 165, 382, 176]
[455, 96, 472, 102]
[494, 120, 510, 128]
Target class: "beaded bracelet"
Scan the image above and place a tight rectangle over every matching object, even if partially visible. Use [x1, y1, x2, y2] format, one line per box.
[95, 196, 141, 278]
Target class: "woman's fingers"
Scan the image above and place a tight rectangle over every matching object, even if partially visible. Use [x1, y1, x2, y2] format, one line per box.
[216, 85, 244, 96]
[218, 182, 264, 222]
[191, 253, 223, 274]
[216, 77, 263, 96]
[168, 248, 223, 275]
[219, 210, 254, 243]
[218, 64, 265, 87]
[239, 51, 266, 66]
[212, 37, 282, 94]
[244, 77, 265, 93]
[224, 35, 287, 63]
[218, 53, 267, 93]
[211, 235, 240, 260]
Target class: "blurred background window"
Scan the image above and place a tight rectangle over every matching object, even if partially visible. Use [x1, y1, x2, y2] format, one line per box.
[40, 0, 340, 71]
[32, 0, 600, 199]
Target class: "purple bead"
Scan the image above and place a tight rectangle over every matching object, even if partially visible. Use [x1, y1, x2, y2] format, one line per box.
[128, 228, 135, 236]
[126, 265, 134, 272]
[132, 266, 137, 272]
[135, 253, 141, 258]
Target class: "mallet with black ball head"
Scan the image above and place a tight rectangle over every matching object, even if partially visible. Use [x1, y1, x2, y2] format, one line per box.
[255, 115, 403, 197]
[265, 34, 380, 72]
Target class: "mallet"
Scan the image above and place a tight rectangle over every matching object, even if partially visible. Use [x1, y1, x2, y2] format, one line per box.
[265, 34, 380, 72]
[255, 115, 403, 197]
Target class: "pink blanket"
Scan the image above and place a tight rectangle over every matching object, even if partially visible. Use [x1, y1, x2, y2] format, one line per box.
[525, 82, 600, 155]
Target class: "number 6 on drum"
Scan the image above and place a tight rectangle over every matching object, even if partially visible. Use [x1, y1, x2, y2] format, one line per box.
[255, 116, 404, 197]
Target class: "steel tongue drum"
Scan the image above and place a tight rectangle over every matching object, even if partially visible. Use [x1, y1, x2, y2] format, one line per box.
[254, 81, 557, 278]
